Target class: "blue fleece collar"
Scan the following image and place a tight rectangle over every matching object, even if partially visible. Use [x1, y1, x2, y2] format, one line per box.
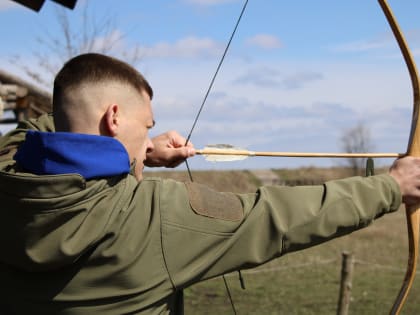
[14, 130, 130, 179]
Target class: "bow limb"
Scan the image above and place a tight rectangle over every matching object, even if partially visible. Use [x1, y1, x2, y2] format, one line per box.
[378, 1, 420, 314]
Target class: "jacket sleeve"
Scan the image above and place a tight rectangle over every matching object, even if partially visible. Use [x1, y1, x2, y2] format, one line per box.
[159, 174, 401, 289]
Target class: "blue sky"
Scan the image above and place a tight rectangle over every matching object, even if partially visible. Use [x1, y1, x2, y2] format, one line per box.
[1, 0, 420, 171]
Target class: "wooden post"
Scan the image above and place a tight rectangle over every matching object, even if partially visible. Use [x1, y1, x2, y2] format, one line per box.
[337, 251, 354, 315]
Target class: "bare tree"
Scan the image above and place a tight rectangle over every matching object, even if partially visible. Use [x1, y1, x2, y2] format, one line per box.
[10, 2, 142, 89]
[340, 122, 374, 176]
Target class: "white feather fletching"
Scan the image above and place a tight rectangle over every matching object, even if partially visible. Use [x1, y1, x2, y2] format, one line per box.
[201, 144, 249, 162]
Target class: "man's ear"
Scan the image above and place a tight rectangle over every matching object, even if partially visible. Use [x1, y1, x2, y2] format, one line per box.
[101, 104, 119, 137]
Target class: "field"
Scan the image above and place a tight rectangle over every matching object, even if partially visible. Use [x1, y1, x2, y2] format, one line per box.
[144, 167, 420, 314]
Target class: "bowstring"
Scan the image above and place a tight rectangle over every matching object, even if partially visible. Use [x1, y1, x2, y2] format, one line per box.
[183, 1, 249, 314]
[185, 0, 249, 145]
[184, 0, 249, 181]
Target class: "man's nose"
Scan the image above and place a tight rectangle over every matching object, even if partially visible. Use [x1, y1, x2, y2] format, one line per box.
[146, 138, 154, 153]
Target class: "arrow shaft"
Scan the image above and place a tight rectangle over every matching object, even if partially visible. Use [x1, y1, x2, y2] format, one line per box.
[196, 148, 404, 159]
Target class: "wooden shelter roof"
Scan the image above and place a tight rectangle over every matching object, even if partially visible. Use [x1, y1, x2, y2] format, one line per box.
[0, 69, 52, 123]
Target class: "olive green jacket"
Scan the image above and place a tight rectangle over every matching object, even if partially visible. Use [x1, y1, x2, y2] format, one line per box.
[0, 114, 401, 314]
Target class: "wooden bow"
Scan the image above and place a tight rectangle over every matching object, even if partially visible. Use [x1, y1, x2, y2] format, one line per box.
[378, 1, 420, 314]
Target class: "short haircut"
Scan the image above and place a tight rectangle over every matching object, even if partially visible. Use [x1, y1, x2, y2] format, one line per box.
[53, 53, 153, 110]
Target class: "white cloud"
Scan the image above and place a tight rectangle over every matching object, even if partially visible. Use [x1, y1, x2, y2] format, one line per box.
[281, 71, 324, 90]
[233, 67, 281, 87]
[84, 29, 143, 63]
[142, 36, 224, 59]
[330, 38, 390, 53]
[232, 66, 323, 89]
[245, 34, 282, 50]
[330, 29, 420, 55]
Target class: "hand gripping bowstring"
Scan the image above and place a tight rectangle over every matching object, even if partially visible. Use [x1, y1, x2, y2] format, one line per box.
[378, 1, 420, 314]
[182, 1, 249, 315]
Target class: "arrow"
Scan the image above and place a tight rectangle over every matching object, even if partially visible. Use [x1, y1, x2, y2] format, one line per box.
[196, 145, 404, 162]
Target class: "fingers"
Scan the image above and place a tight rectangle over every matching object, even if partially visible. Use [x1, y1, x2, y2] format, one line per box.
[165, 130, 194, 150]
[145, 131, 195, 168]
[164, 146, 196, 168]
[389, 156, 420, 206]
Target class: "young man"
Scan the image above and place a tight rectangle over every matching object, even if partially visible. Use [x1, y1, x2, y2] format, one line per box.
[1, 53, 420, 314]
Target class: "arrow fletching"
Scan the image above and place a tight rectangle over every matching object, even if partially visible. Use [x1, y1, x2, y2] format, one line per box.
[198, 144, 250, 162]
